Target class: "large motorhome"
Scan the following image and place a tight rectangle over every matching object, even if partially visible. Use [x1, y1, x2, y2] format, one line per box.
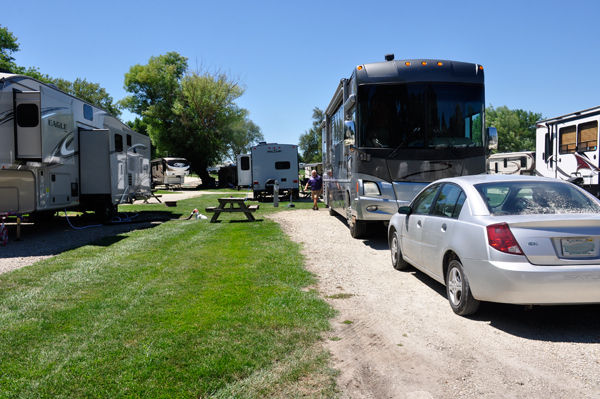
[151, 157, 190, 189]
[322, 54, 495, 238]
[536, 106, 600, 197]
[0, 71, 152, 221]
[237, 143, 299, 201]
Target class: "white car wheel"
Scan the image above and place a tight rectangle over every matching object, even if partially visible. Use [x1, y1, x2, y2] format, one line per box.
[446, 259, 480, 316]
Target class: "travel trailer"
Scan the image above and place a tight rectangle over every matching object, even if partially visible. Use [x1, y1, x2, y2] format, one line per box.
[487, 151, 535, 175]
[151, 157, 190, 189]
[237, 143, 299, 201]
[0, 71, 152, 221]
[536, 106, 600, 197]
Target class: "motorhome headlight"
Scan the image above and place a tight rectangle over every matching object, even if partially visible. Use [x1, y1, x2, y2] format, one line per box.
[363, 181, 381, 196]
[366, 205, 378, 212]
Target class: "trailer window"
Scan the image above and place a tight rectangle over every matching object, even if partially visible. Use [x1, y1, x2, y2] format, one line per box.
[559, 125, 576, 154]
[115, 134, 123, 152]
[83, 104, 93, 121]
[578, 121, 598, 152]
[240, 157, 250, 170]
[275, 161, 291, 170]
[127, 134, 132, 147]
[17, 104, 39, 127]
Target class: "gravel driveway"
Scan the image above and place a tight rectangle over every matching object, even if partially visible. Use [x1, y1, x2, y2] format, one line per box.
[270, 209, 600, 399]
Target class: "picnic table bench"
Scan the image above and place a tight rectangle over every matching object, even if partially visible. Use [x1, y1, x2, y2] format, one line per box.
[205, 197, 259, 222]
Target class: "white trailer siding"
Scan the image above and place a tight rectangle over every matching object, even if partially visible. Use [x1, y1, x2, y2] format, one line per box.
[536, 106, 600, 197]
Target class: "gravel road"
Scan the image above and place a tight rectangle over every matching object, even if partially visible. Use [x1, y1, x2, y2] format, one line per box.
[270, 209, 600, 399]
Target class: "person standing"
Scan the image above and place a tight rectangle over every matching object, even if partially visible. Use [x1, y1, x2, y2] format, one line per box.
[304, 170, 322, 210]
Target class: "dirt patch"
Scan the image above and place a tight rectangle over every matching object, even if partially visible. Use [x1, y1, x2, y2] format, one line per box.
[269, 209, 600, 399]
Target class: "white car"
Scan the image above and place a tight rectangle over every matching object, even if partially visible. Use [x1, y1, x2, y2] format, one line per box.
[388, 174, 600, 316]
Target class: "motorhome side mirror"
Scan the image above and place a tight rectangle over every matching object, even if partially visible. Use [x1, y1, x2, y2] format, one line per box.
[344, 120, 356, 146]
[487, 127, 498, 150]
[398, 206, 412, 215]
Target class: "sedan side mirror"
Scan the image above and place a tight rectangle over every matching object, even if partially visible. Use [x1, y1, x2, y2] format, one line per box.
[398, 206, 412, 215]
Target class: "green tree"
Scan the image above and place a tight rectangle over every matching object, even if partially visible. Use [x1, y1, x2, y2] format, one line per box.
[0, 24, 52, 83]
[52, 77, 122, 117]
[121, 53, 247, 186]
[223, 111, 264, 162]
[486, 105, 542, 153]
[0, 24, 19, 71]
[298, 107, 324, 163]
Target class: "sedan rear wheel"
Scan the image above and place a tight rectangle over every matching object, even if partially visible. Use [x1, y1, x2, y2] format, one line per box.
[390, 229, 409, 270]
[446, 259, 480, 316]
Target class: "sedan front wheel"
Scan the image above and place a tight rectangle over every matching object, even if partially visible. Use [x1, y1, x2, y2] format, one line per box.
[446, 259, 480, 316]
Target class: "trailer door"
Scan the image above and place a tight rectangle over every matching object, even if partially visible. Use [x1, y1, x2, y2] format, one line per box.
[14, 91, 42, 160]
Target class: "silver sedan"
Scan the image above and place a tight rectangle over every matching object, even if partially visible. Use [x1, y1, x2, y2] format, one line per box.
[388, 174, 600, 316]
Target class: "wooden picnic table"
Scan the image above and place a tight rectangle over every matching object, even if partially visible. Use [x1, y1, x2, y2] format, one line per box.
[205, 197, 259, 223]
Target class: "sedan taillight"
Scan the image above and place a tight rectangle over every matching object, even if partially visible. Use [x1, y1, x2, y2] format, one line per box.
[486, 223, 524, 255]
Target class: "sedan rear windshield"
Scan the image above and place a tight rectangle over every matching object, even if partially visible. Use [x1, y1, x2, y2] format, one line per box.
[475, 181, 600, 215]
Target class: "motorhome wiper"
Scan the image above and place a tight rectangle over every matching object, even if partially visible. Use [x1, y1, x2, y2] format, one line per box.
[431, 130, 461, 159]
[388, 127, 421, 159]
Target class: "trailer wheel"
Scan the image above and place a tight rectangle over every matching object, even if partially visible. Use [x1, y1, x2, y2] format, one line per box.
[96, 202, 117, 222]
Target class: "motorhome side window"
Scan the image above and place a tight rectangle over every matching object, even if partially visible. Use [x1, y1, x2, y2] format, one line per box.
[578, 121, 598, 151]
[83, 104, 93, 121]
[115, 134, 124, 152]
[275, 161, 291, 170]
[16, 104, 39, 127]
[127, 134, 132, 147]
[559, 125, 576, 154]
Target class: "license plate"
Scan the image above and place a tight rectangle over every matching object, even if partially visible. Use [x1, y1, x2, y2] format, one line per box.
[561, 238, 597, 257]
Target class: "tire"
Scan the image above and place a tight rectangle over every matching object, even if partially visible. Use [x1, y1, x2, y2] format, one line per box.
[390, 229, 409, 270]
[349, 216, 367, 238]
[96, 201, 117, 222]
[446, 259, 480, 316]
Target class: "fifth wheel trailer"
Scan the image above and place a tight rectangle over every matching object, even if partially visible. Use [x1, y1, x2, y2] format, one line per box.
[0, 71, 151, 221]
[536, 106, 600, 197]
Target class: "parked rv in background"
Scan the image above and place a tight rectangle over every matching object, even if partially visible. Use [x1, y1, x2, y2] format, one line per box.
[151, 157, 190, 189]
[487, 151, 535, 175]
[0, 72, 151, 221]
[236, 143, 299, 201]
[303, 162, 323, 179]
[536, 106, 600, 197]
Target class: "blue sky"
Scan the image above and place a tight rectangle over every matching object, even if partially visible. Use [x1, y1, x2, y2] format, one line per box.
[3, 0, 599, 150]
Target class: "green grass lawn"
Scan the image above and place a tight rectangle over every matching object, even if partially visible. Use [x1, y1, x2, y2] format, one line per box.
[0, 195, 337, 398]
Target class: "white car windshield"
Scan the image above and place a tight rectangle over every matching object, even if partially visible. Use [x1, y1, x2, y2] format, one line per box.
[475, 181, 600, 215]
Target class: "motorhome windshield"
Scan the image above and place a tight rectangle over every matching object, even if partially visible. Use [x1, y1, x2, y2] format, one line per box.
[166, 159, 188, 168]
[357, 83, 484, 150]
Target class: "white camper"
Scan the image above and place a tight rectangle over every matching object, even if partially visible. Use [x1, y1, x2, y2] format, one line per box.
[236, 154, 252, 187]
[0, 71, 151, 221]
[247, 143, 299, 201]
[536, 106, 600, 197]
[151, 157, 190, 189]
[487, 151, 535, 175]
